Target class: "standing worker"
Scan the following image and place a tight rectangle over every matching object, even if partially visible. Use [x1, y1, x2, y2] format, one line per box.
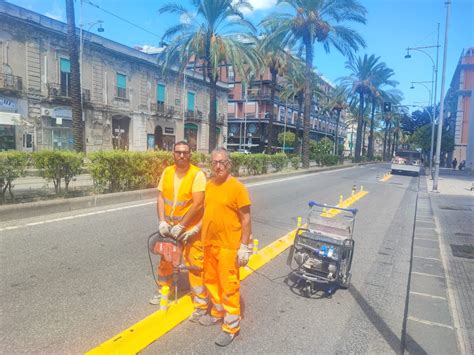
[151, 141, 208, 323]
[199, 147, 252, 346]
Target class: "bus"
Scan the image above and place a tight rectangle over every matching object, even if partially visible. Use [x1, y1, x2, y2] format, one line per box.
[391, 150, 422, 176]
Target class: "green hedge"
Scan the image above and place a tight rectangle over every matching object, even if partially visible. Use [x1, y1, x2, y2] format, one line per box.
[290, 156, 301, 170]
[0, 151, 30, 201]
[319, 154, 339, 166]
[270, 153, 288, 172]
[33, 150, 83, 194]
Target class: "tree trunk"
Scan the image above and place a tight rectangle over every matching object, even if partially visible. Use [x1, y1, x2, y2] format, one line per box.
[65, 0, 83, 152]
[266, 68, 278, 154]
[302, 41, 313, 168]
[208, 79, 218, 152]
[383, 119, 388, 160]
[368, 98, 376, 159]
[295, 94, 303, 158]
[334, 109, 341, 156]
[361, 119, 367, 157]
[354, 93, 364, 162]
[387, 122, 393, 159]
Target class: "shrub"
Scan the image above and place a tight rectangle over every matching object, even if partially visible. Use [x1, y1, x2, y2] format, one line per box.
[270, 153, 288, 172]
[33, 150, 83, 194]
[320, 154, 339, 166]
[244, 154, 268, 175]
[0, 151, 30, 201]
[290, 156, 301, 170]
[229, 152, 246, 176]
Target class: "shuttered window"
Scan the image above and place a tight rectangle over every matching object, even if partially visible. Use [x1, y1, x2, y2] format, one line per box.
[157, 84, 165, 103]
[187, 92, 195, 112]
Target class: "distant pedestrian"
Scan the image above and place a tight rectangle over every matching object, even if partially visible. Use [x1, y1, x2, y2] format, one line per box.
[459, 160, 465, 170]
[452, 158, 457, 170]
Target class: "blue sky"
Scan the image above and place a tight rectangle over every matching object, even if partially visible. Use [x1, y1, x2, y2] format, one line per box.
[8, 0, 473, 110]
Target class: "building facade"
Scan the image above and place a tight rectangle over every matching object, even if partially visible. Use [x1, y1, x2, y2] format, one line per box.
[224, 65, 346, 153]
[445, 47, 473, 167]
[0, 2, 228, 153]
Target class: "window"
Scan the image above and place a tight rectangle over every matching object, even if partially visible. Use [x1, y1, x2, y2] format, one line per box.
[187, 92, 195, 112]
[60, 58, 71, 97]
[116, 73, 127, 98]
[23, 133, 33, 149]
[157, 84, 166, 104]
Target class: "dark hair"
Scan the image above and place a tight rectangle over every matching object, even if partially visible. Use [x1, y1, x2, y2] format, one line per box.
[173, 141, 190, 151]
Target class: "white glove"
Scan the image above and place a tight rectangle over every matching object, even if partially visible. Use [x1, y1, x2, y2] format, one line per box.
[178, 225, 200, 244]
[170, 223, 185, 240]
[159, 221, 171, 237]
[237, 243, 251, 267]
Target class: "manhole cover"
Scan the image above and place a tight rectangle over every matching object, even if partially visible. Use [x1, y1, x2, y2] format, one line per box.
[455, 232, 473, 237]
[450, 244, 474, 259]
[439, 205, 471, 211]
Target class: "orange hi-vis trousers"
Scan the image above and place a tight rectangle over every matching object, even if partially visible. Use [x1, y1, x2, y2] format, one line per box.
[157, 235, 207, 311]
[204, 245, 241, 334]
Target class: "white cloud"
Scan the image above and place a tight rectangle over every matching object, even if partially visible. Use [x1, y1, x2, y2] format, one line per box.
[137, 45, 164, 54]
[238, 0, 277, 14]
[179, 12, 193, 25]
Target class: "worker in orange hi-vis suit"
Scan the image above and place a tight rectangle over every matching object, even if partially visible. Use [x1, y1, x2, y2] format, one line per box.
[151, 141, 208, 323]
[199, 147, 252, 347]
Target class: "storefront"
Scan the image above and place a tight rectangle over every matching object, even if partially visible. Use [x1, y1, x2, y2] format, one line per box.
[0, 96, 27, 151]
[40, 106, 74, 150]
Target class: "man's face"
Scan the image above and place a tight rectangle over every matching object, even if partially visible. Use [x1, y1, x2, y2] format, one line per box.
[173, 144, 191, 169]
[211, 152, 230, 181]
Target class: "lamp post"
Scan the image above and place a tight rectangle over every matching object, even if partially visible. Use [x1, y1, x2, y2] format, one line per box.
[405, 23, 440, 176]
[410, 81, 435, 174]
[433, 1, 451, 192]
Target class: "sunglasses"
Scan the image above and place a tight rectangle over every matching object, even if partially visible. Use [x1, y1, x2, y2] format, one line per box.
[211, 160, 230, 167]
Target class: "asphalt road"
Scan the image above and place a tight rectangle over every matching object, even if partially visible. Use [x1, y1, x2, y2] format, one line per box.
[0, 163, 419, 354]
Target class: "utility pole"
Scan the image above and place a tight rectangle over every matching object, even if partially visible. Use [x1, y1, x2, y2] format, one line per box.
[433, 1, 451, 192]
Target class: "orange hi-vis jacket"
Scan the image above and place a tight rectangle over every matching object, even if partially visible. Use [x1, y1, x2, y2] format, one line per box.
[161, 164, 202, 231]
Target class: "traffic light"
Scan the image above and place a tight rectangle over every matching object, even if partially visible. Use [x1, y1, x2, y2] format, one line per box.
[383, 102, 391, 112]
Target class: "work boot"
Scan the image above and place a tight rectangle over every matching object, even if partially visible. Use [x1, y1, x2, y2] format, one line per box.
[188, 309, 207, 323]
[198, 314, 222, 326]
[215, 331, 236, 347]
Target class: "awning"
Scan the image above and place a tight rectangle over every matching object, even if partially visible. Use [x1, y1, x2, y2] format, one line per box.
[0, 112, 22, 125]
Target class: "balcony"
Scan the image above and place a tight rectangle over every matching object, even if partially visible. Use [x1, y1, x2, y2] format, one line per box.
[82, 89, 91, 103]
[0, 73, 23, 95]
[46, 83, 70, 102]
[185, 110, 202, 122]
[151, 103, 175, 117]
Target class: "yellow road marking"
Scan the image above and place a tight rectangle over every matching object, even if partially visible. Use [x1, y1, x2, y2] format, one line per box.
[86, 229, 300, 355]
[87, 191, 369, 354]
[321, 190, 369, 218]
[379, 173, 393, 182]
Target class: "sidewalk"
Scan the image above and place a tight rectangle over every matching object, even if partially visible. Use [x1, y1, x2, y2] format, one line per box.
[428, 169, 474, 354]
[406, 168, 473, 354]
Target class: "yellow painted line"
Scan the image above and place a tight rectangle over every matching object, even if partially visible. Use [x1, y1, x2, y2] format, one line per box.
[88, 190, 370, 354]
[321, 190, 369, 218]
[86, 228, 301, 355]
[379, 173, 393, 182]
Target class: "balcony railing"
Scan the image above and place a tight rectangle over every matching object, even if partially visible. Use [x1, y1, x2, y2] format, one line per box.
[185, 110, 203, 122]
[0, 73, 23, 93]
[151, 103, 175, 117]
[47, 83, 70, 98]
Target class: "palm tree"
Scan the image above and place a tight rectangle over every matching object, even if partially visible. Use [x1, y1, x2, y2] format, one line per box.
[65, 0, 83, 152]
[159, 0, 262, 152]
[262, 0, 366, 168]
[257, 27, 293, 153]
[341, 54, 392, 162]
[324, 85, 349, 155]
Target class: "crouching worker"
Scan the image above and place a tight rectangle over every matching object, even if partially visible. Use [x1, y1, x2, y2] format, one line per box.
[151, 141, 208, 323]
[199, 147, 252, 346]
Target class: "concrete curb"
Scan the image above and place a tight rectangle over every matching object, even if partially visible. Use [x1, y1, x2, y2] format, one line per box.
[0, 162, 376, 223]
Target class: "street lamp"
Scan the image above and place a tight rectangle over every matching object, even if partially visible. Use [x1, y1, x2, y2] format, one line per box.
[410, 81, 435, 173]
[405, 24, 440, 177]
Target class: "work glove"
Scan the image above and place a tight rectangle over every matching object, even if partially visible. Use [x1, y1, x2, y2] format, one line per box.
[237, 243, 251, 267]
[158, 221, 171, 237]
[178, 225, 200, 244]
[170, 223, 185, 240]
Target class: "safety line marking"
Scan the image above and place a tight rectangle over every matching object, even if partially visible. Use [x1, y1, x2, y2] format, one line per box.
[411, 271, 445, 279]
[321, 190, 369, 218]
[379, 173, 393, 182]
[410, 291, 447, 300]
[413, 255, 442, 262]
[414, 237, 439, 242]
[408, 316, 454, 330]
[86, 228, 301, 355]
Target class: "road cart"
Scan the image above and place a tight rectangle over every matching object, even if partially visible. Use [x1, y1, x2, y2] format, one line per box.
[287, 200, 358, 297]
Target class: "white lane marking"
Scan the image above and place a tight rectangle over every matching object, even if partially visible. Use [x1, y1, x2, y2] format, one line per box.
[410, 291, 447, 300]
[413, 255, 442, 262]
[1, 166, 358, 232]
[412, 271, 445, 279]
[408, 316, 454, 330]
[414, 237, 439, 242]
[0, 201, 155, 232]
